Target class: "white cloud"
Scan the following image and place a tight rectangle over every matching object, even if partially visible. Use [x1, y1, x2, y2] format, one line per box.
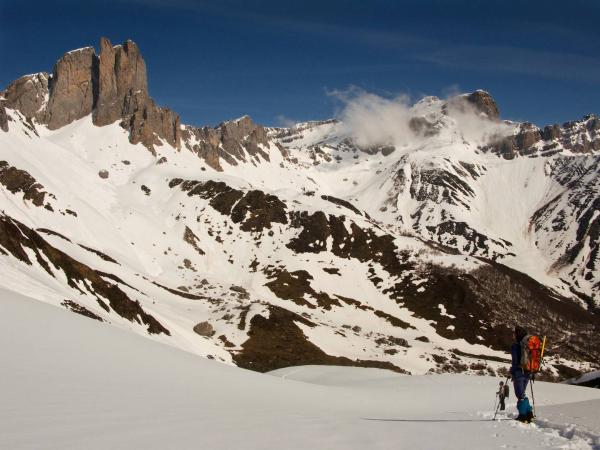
[331, 87, 513, 149]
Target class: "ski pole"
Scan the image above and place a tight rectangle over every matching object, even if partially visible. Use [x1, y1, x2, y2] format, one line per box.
[530, 376, 536, 418]
[492, 395, 501, 421]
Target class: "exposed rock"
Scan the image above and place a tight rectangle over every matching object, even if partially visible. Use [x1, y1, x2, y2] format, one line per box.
[230, 189, 287, 232]
[92, 38, 180, 150]
[45, 47, 97, 129]
[487, 114, 600, 157]
[94, 38, 147, 126]
[321, 195, 362, 216]
[3, 73, 50, 122]
[123, 96, 181, 150]
[0, 102, 8, 132]
[98, 169, 109, 179]
[542, 124, 561, 141]
[181, 116, 271, 171]
[2, 38, 180, 151]
[264, 267, 340, 310]
[0, 161, 47, 206]
[90, 38, 181, 150]
[61, 300, 104, 322]
[230, 285, 250, 299]
[183, 226, 205, 255]
[193, 321, 215, 336]
[465, 90, 500, 120]
[171, 179, 287, 232]
[515, 123, 541, 150]
[232, 305, 407, 373]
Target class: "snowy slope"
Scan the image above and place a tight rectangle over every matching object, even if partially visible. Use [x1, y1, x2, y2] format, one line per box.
[271, 99, 600, 303]
[1, 95, 599, 378]
[2, 289, 599, 450]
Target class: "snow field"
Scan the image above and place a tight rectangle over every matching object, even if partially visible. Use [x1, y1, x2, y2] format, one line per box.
[2, 289, 599, 450]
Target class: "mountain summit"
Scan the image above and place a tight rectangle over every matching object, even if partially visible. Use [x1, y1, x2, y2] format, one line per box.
[1, 38, 180, 149]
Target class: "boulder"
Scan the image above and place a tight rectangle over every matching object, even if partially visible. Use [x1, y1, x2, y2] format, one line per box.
[193, 321, 215, 337]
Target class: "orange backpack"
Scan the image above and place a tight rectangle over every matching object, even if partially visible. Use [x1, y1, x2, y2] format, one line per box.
[520, 335, 543, 373]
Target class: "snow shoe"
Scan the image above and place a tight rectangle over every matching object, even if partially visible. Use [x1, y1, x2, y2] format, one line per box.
[515, 411, 535, 423]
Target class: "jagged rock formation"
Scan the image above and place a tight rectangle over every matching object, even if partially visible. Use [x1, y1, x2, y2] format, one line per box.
[1, 38, 179, 150]
[487, 115, 600, 158]
[181, 116, 274, 171]
[94, 38, 181, 150]
[94, 38, 147, 127]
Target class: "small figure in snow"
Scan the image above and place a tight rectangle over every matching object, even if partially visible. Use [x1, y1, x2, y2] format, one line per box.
[496, 381, 508, 411]
[510, 325, 534, 423]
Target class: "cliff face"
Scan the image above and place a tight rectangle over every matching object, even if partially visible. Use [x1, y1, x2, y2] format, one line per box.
[46, 47, 97, 130]
[3, 72, 50, 123]
[94, 38, 147, 127]
[1, 38, 180, 150]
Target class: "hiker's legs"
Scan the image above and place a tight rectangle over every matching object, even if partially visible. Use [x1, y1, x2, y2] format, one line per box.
[513, 375, 533, 420]
[513, 375, 528, 399]
[499, 395, 505, 410]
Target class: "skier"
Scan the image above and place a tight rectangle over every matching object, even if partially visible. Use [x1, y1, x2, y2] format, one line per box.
[510, 325, 534, 423]
[496, 381, 507, 411]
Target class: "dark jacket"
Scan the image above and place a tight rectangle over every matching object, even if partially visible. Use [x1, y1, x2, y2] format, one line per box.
[510, 342, 525, 378]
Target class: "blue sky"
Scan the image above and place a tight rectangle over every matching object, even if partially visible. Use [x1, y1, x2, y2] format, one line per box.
[1, 0, 599, 127]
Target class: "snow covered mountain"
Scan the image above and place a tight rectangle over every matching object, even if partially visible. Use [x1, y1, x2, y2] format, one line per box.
[0, 38, 598, 379]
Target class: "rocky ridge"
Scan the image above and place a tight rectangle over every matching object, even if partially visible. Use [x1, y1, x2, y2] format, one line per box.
[488, 115, 600, 158]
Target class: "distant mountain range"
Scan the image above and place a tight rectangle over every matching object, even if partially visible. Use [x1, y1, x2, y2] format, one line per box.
[1, 38, 598, 380]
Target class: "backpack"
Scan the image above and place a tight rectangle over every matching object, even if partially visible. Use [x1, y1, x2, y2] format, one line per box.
[520, 334, 543, 373]
[503, 383, 509, 398]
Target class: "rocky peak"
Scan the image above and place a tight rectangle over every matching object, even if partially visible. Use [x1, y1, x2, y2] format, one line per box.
[1, 38, 180, 150]
[442, 90, 500, 122]
[465, 90, 500, 120]
[94, 37, 148, 127]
